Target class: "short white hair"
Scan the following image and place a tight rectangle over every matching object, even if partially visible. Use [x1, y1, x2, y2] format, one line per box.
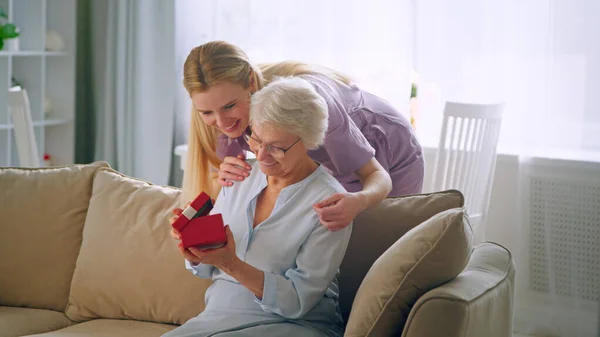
[250, 76, 328, 149]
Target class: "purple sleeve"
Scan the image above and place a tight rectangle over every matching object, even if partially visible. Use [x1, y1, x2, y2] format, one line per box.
[216, 134, 245, 160]
[316, 84, 375, 176]
[212, 134, 246, 175]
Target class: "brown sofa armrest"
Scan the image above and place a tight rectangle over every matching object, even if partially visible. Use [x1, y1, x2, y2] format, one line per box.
[401, 242, 516, 337]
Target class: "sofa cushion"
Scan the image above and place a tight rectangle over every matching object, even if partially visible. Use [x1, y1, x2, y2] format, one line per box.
[339, 189, 464, 321]
[401, 242, 515, 337]
[21, 319, 176, 337]
[0, 306, 73, 337]
[65, 168, 212, 325]
[0, 162, 110, 311]
[344, 208, 473, 337]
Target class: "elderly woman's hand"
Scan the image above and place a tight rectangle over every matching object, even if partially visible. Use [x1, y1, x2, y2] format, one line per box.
[313, 192, 366, 231]
[177, 225, 240, 274]
[168, 202, 191, 240]
[218, 154, 252, 187]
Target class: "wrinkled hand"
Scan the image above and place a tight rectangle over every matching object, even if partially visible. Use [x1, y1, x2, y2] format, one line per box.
[218, 154, 251, 187]
[175, 225, 239, 274]
[313, 192, 365, 231]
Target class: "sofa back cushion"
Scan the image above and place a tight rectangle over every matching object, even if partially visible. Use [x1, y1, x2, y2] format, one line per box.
[65, 168, 212, 325]
[344, 208, 473, 337]
[338, 190, 464, 321]
[0, 162, 109, 311]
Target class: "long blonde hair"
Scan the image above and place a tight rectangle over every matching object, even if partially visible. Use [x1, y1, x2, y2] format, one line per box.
[258, 61, 352, 86]
[182, 41, 352, 202]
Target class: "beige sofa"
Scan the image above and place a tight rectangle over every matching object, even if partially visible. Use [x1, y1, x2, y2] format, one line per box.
[0, 162, 515, 337]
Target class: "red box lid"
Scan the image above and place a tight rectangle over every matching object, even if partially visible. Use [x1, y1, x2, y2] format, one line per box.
[172, 192, 213, 232]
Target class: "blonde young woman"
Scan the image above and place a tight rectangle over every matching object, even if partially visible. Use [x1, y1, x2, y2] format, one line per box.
[182, 41, 424, 230]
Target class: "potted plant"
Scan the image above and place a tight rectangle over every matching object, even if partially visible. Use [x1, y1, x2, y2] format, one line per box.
[410, 82, 418, 130]
[0, 7, 20, 51]
[409, 68, 420, 130]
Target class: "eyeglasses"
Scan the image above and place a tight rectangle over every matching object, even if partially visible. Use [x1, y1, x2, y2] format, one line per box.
[243, 131, 301, 160]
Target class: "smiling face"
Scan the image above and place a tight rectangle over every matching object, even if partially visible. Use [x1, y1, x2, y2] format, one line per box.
[248, 123, 308, 178]
[191, 82, 254, 138]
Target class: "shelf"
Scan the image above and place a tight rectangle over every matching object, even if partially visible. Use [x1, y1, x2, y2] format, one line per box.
[0, 51, 68, 57]
[34, 118, 73, 127]
[0, 118, 72, 130]
[1, 0, 76, 167]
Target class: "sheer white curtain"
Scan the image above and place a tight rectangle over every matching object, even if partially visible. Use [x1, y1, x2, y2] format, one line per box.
[173, 0, 413, 162]
[415, 1, 599, 336]
[93, 0, 175, 185]
[414, 0, 600, 155]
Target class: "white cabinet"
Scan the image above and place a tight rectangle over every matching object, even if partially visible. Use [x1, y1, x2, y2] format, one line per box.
[0, 0, 76, 166]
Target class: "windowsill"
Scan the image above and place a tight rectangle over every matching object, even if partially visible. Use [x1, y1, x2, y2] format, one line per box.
[416, 131, 600, 165]
[174, 141, 600, 170]
[421, 143, 600, 164]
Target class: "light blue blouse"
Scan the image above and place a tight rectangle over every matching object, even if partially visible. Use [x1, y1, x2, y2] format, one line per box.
[181, 161, 352, 336]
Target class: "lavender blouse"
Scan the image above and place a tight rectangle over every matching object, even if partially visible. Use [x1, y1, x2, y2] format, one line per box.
[217, 74, 424, 197]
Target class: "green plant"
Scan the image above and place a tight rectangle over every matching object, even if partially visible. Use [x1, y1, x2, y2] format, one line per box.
[12, 76, 21, 88]
[0, 7, 20, 51]
[410, 83, 417, 98]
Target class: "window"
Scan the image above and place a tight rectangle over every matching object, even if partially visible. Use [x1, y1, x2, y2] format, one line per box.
[175, 0, 600, 158]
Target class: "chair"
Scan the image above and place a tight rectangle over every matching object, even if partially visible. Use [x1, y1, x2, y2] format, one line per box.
[431, 101, 505, 244]
[7, 87, 40, 167]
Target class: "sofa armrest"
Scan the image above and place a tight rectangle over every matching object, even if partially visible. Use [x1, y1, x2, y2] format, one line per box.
[401, 242, 515, 337]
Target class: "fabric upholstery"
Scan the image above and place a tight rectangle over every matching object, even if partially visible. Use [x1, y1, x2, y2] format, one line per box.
[344, 208, 473, 337]
[65, 168, 211, 325]
[0, 306, 73, 337]
[0, 162, 109, 311]
[400, 242, 515, 337]
[339, 190, 464, 321]
[22, 319, 176, 337]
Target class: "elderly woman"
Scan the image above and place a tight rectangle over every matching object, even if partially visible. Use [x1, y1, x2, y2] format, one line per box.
[166, 77, 353, 337]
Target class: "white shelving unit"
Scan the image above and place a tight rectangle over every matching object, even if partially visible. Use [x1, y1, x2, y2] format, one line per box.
[0, 0, 76, 166]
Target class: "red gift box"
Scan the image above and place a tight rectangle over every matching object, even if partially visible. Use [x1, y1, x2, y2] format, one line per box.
[172, 192, 227, 250]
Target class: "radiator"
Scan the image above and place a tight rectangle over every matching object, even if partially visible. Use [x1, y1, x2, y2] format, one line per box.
[514, 157, 600, 336]
[528, 173, 600, 301]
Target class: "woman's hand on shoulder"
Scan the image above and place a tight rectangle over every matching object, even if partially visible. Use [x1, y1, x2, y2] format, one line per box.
[313, 192, 366, 232]
[218, 154, 252, 187]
